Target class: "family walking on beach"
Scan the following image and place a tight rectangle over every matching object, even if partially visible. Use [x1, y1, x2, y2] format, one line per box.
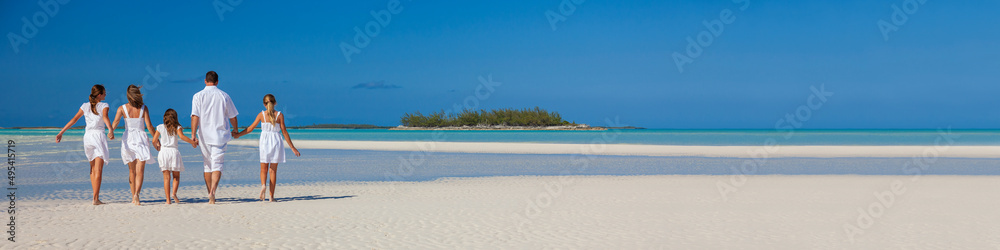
[55, 71, 301, 205]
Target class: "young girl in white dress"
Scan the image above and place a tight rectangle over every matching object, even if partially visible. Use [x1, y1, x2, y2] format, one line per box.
[151, 109, 198, 205]
[235, 94, 301, 202]
[111, 85, 156, 206]
[56, 84, 112, 205]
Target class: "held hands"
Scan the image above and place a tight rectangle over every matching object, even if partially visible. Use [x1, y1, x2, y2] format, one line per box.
[107, 131, 115, 140]
[153, 140, 161, 151]
[231, 129, 243, 139]
[190, 135, 199, 148]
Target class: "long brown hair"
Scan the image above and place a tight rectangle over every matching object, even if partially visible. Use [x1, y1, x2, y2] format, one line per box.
[163, 109, 180, 136]
[126, 84, 144, 108]
[89, 84, 105, 115]
[263, 94, 278, 125]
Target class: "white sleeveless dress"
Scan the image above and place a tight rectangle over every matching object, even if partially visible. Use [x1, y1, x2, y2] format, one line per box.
[155, 124, 184, 172]
[259, 111, 285, 163]
[120, 105, 155, 164]
[80, 102, 110, 162]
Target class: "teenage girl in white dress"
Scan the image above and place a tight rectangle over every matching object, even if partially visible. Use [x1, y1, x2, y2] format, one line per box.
[111, 85, 156, 206]
[235, 94, 301, 202]
[56, 84, 112, 205]
[152, 109, 198, 205]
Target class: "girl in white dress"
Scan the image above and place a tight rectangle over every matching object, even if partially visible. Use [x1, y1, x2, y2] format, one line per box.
[151, 109, 198, 205]
[111, 85, 156, 206]
[55, 84, 112, 205]
[235, 94, 301, 202]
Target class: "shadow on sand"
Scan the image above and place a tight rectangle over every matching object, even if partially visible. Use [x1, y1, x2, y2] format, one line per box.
[141, 195, 356, 204]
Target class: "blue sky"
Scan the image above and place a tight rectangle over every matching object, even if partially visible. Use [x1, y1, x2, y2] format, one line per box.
[2, 0, 998, 129]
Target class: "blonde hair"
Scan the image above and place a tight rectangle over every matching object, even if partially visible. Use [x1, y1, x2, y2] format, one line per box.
[89, 84, 105, 115]
[263, 94, 278, 125]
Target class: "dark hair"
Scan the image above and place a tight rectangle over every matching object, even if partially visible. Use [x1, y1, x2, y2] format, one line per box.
[89, 84, 105, 115]
[163, 109, 180, 136]
[206, 71, 218, 84]
[126, 84, 143, 108]
[263, 94, 278, 125]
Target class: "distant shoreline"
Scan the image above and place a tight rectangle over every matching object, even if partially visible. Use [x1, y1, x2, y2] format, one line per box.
[2, 124, 396, 130]
[288, 124, 394, 129]
[388, 124, 639, 131]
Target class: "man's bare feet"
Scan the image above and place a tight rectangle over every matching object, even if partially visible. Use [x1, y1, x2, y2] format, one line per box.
[93, 199, 105, 205]
[172, 195, 181, 204]
[133, 195, 141, 206]
[259, 184, 266, 201]
[208, 194, 215, 204]
[268, 196, 276, 202]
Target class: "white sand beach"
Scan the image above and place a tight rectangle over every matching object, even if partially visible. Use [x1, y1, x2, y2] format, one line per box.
[230, 139, 1000, 158]
[9, 175, 1000, 249]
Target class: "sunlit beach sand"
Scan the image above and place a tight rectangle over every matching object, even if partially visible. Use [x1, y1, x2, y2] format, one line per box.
[10, 175, 1000, 249]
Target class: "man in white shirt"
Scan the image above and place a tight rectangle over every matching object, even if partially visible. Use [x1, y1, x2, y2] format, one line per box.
[190, 71, 238, 204]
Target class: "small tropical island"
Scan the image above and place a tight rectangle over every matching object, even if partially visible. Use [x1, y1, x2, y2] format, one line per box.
[393, 107, 614, 130]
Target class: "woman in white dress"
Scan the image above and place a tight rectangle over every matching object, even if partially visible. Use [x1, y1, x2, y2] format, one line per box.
[111, 85, 156, 205]
[55, 84, 112, 205]
[152, 109, 198, 205]
[234, 94, 301, 202]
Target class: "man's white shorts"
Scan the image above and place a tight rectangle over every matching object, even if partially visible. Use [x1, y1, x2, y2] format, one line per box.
[200, 141, 226, 173]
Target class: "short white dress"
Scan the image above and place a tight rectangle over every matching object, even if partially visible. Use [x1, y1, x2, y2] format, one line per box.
[80, 102, 110, 162]
[120, 105, 155, 165]
[155, 124, 184, 172]
[259, 111, 285, 163]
